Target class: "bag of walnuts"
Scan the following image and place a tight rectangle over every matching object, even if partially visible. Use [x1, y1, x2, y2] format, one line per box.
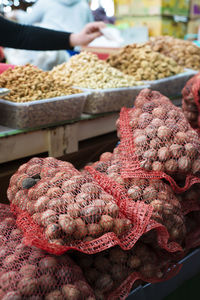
[185, 211, 200, 250]
[0, 204, 95, 300]
[87, 153, 186, 254]
[72, 242, 181, 300]
[182, 73, 200, 129]
[176, 183, 200, 251]
[117, 88, 200, 192]
[7, 157, 147, 255]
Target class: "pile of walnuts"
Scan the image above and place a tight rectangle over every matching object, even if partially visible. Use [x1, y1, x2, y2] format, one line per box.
[7, 157, 132, 246]
[107, 44, 183, 81]
[147, 36, 200, 70]
[0, 209, 95, 300]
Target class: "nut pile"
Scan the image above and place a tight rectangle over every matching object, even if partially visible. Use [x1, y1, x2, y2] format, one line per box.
[7, 157, 133, 246]
[0, 210, 95, 300]
[93, 151, 186, 244]
[73, 243, 166, 299]
[0, 64, 81, 102]
[118, 89, 200, 179]
[107, 44, 183, 81]
[147, 36, 200, 70]
[50, 52, 141, 89]
[182, 73, 200, 129]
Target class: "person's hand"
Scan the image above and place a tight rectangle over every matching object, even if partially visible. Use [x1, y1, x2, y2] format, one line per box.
[69, 21, 106, 47]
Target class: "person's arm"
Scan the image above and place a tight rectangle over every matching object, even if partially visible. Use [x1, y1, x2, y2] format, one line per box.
[0, 16, 105, 50]
[0, 16, 71, 50]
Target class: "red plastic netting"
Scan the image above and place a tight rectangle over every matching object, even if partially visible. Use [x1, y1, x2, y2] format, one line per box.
[177, 183, 200, 216]
[7, 157, 153, 255]
[176, 183, 200, 251]
[86, 150, 185, 254]
[117, 88, 200, 192]
[185, 211, 200, 250]
[182, 73, 200, 129]
[72, 242, 181, 300]
[0, 204, 95, 300]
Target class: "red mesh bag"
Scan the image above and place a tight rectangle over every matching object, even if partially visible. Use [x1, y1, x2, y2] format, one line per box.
[177, 183, 200, 216]
[176, 183, 200, 250]
[182, 73, 200, 129]
[72, 242, 181, 300]
[0, 204, 95, 300]
[117, 88, 200, 192]
[6, 157, 149, 255]
[86, 151, 186, 253]
[185, 211, 200, 250]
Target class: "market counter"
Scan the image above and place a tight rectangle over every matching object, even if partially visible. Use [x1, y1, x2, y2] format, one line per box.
[0, 112, 118, 164]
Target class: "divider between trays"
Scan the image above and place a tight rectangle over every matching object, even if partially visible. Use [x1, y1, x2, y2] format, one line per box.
[73, 85, 150, 114]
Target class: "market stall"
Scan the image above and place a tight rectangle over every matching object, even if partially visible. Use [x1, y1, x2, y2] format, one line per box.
[0, 0, 200, 298]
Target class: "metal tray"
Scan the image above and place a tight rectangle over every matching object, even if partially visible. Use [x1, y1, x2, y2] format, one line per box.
[0, 91, 90, 129]
[145, 69, 198, 98]
[81, 85, 150, 114]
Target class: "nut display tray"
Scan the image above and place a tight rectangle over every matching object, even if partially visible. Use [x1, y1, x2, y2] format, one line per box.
[145, 69, 198, 98]
[0, 91, 90, 129]
[80, 85, 150, 114]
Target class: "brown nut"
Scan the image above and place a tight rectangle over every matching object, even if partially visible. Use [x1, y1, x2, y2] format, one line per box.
[184, 143, 197, 158]
[94, 256, 111, 273]
[152, 107, 167, 119]
[41, 210, 57, 227]
[95, 274, 114, 293]
[2, 291, 22, 300]
[169, 144, 183, 158]
[110, 264, 127, 282]
[19, 264, 37, 278]
[99, 215, 114, 232]
[152, 161, 164, 172]
[127, 186, 142, 201]
[45, 290, 63, 300]
[143, 149, 157, 160]
[39, 274, 57, 293]
[158, 147, 170, 162]
[0, 271, 18, 292]
[73, 218, 87, 239]
[104, 203, 119, 218]
[174, 132, 188, 144]
[165, 159, 178, 173]
[143, 186, 157, 200]
[178, 156, 192, 173]
[46, 187, 62, 199]
[18, 278, 39, 296]
[87, 223, 103, 237]
[34, 196, 50, 213]
[157, 126, 171, 140]
[192, 158, 200, 174]
[81, 204, 101, 224]
[3, 254, 19, 270]
[58, 215, 76, 236]
[127, 255, 141, 269]
[45, 223, 61, 240]
[39, 256, 58, 274]
[62, 284, 81, 300]
[75, 280, 92, 298]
